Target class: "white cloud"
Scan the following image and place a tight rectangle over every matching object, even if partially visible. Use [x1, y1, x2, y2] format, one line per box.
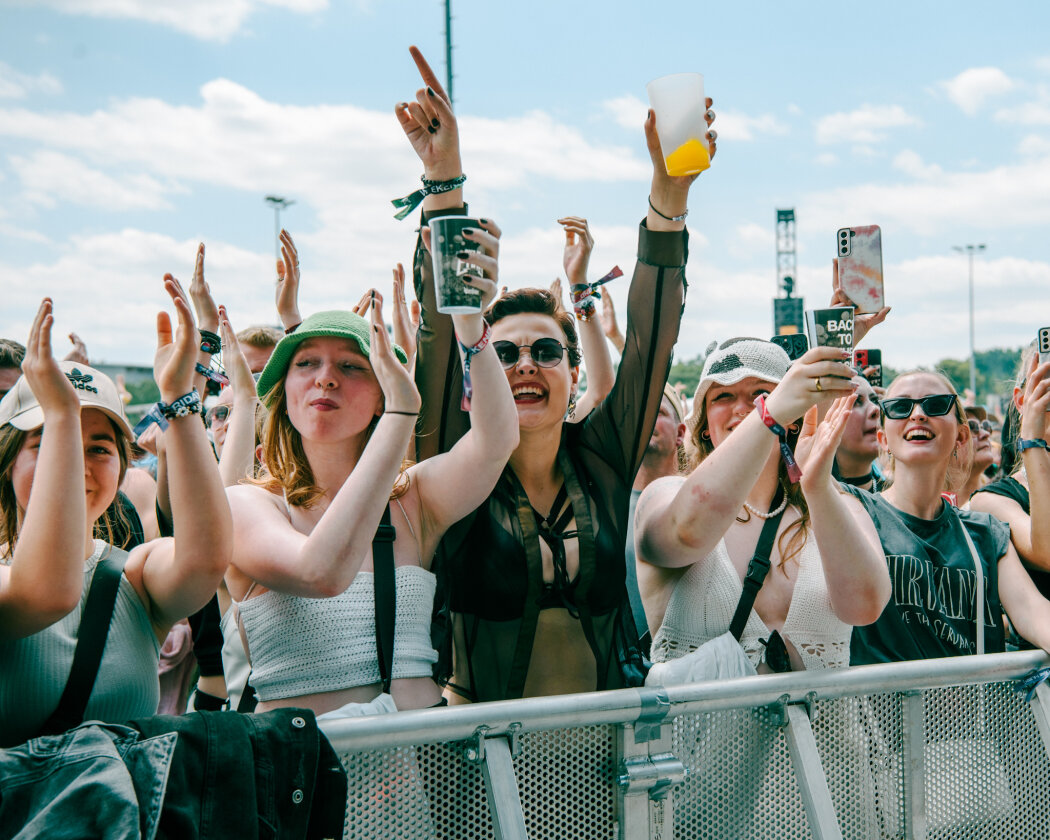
[815, 104, 920, 145]
[1019, 134, 1050, 156]
[0, 0, 327, 42]
[939, 67, 1015, 116]
[10, 150, 179, 210]
[0, 61, 62, 99]
[602, 94, 647, 129]
[815, 152, 838, 167]
[728, 222, 774, 260]
[995, 89, 1050, 125]
[891, 149, 942, 180]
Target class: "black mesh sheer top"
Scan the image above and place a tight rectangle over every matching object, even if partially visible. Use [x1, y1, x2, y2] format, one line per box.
[413, 207, 688, 702]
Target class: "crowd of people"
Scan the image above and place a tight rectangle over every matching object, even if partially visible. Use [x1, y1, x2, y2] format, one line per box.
[2, 45, 1049, 834]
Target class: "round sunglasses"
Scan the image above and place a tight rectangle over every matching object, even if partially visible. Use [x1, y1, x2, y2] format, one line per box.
[967, 418, 993, 434]
[492, 338, 567, 370]
[880, 394, 958, 420]
[205, 405, 231, 427]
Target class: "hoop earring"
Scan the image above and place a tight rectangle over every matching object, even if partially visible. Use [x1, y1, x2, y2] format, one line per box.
[700, 429, 711, 441]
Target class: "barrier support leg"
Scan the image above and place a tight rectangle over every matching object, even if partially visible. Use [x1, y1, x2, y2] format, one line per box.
[1027, 681, 1050, 761]
[901, 691, 927, 840]
[783, 703, 843, 840]
[467, 728, 529, 840]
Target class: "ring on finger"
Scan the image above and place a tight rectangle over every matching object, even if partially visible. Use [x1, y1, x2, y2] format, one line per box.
[815, 377, 823, 392]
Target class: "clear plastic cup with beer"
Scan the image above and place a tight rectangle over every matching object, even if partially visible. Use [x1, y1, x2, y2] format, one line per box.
[646, 73, 710, 177]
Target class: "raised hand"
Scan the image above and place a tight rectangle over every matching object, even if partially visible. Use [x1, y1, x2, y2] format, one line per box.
[395, 46, 461, 182]
[549, 277, 565, 308]
[217, 305, 254, 399]
[369, 290, 421, 415]
[764, 346, 857, 427]
[458, 220, 501, 312]
[63, 332, 89, 365]
[599, 287, 625, 353]
[646, 97, 717, 229]
[800, 394, 858, 493]
[187, 243, 219, 334]
[391, 263, 417, 366]
[22, 298, 79, 419]
[1020, 359, 1050, 440]
[275, 229, 302, 330]
[558, 216, 594, 286]
[831, 257, 890, 346]
[154, 274, 200, 402]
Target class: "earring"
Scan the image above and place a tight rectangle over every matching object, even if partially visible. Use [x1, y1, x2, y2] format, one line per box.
[566, 392, 578, 419]
[700, 429, 711, 440]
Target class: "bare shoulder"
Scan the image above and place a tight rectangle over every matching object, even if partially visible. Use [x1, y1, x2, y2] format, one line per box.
[969, 490, 1023, 519]
[226, 482, 285, 514]
[636, 475, 687, 517]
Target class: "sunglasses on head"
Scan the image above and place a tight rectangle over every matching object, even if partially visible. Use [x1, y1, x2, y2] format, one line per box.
[493, 338, 566, 370]
[880, 394, 958, 420]
[205, 405, 231, 427]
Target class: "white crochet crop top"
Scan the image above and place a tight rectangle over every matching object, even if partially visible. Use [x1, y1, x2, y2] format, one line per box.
[238, 565, 439, 701]
[650, 532, 851, 671]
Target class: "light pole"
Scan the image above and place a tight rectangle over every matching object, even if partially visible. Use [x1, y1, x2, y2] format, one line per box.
[265, 196, 295, 264]
[952, 243, 986, 399]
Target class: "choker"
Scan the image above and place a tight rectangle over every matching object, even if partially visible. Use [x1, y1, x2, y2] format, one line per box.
[840, 471, 874, 487]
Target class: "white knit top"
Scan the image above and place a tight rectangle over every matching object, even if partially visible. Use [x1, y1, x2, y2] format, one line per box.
[650, 532, 851, 671]
[238, 566, 439, 701]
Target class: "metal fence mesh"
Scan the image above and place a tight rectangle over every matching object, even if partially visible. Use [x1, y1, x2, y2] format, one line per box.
[331, 677, 1050, 839]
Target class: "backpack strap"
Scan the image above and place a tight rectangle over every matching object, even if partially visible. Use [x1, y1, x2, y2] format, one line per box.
[728, 492, 787, 641]
[39, 546, 126, 736]
[373, 505, 397, 694]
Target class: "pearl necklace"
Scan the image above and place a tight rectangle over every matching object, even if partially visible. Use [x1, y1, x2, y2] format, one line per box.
[743, 496, 788, 520]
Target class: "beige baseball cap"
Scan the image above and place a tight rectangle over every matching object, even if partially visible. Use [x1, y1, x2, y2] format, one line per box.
[0, 361, 134, 439]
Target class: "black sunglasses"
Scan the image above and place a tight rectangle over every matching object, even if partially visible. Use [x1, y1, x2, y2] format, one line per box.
[493, 338, 566, 370]
[881, 394, 958, 420]
[205, 405, 231, 427]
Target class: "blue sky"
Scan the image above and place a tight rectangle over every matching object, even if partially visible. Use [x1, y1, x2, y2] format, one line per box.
[1, 0, 1049, 375]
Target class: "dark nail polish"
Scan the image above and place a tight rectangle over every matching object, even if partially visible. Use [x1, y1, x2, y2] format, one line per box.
[456, 251, 470, 259]
[431, 118, 440, 128]
[462, 228, 474, 235]
[479, 218, 489, 225]
[427, 126, 436, 134]
[426, 86, 435, 97]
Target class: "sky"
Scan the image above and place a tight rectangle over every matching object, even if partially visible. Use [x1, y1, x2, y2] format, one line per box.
[1, 0, 1049, 376]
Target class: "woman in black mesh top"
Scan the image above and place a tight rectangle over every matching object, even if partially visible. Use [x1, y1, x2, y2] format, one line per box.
[398, 48, 715, 701]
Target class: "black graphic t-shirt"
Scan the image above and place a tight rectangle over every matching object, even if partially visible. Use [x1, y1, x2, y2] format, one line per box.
[843, 486, 1011, 665]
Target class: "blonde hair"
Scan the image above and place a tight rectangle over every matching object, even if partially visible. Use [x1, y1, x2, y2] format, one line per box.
[250, 377, 410, 508]
[685, 385, 811, 572]
[880, 370, 972, 494]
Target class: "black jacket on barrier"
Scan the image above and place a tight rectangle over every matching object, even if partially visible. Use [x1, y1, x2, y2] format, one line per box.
[0, 709, 346, 840]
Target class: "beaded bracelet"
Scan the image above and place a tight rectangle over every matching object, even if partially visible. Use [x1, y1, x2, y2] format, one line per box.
[392, 173, 468, 220]
[569, 265, 623, 321]
[458, 320, 493, 411]
[754, 395, 802, 483]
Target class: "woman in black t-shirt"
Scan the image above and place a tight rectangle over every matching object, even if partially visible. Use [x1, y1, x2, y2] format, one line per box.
[970, 348, 1050, 602]
[848, 370, 1050, 664]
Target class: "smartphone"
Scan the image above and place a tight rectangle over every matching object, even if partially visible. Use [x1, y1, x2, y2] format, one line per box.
[771, 333, 809, 362]
[805, 306, 854, 354]
[1039, 327, 1050, 365]
[836, 225, 884, 314]
[854, 348, 883, 387]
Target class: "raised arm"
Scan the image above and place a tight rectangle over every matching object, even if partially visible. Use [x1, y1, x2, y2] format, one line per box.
[557, 216, 615, 420]
[1019, 359, 1050, 567]
[580, 105, 716, 480]
[797, 397, 890, 624]
[275, 229, 302, 331]
[397, 45, 471, 462]
[226, 294, 421, 598]
[636, 347, 856, 568]
[216, 306, 259, 488]
[0, 299, 87, 640]
[127, 275, 233, 631]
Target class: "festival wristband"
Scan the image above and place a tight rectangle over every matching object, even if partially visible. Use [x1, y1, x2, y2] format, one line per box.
[391, 174, 467, 221]
[132, 402, 170, 437]
[457, 320, 493, 411]
[570, 266, 623, 321]
[754, 395, 802, 483]
[195, 362, 230, 388]
[199, 329, 221, 355]
[160, 389, 203, 421]
[1017, 437, 1049, 453]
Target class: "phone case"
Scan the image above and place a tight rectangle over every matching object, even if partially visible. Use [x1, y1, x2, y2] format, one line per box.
[1039, 327, 1050, 365]
[855, 348, 883, 387]
[806, 307, 854, 353]
[771, 333, 809, 362]
[836, 225, 884, 315]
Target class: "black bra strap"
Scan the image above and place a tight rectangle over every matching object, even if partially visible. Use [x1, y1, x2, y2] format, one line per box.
[40, 547, 126, 736]
[728, 492, 787, 641]
[373, 505, 397, 694]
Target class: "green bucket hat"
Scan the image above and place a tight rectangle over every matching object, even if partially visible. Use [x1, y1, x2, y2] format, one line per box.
[256, 310, 408, 404]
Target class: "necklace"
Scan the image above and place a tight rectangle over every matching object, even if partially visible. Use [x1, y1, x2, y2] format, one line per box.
[743, 495, 788, 520]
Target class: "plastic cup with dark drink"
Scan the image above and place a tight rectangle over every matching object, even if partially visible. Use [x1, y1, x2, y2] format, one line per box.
[430, 216, 484, 314]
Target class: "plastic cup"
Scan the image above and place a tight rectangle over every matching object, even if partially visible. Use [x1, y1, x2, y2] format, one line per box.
[646, 73, 710, 177]
[430, 216, 484, 314]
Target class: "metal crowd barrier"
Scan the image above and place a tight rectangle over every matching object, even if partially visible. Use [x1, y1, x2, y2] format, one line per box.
[318, 649, 1050, 839]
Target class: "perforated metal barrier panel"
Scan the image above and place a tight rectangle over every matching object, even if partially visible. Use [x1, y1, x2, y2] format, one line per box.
[322, 653, 1050, 840]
